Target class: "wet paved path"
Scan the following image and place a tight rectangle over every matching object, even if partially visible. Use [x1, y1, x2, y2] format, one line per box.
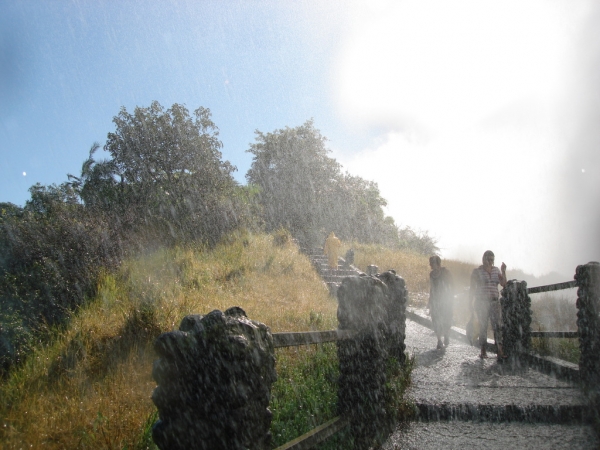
[382, 314, 599, 449]
[302, 251, 598, 448]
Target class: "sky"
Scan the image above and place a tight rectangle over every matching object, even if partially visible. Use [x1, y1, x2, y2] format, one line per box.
[1, 0, 599, 278]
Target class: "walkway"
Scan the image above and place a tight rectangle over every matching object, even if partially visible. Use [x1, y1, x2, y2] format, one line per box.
[382, 311, 599, 449]
[302, 249, 598, 448]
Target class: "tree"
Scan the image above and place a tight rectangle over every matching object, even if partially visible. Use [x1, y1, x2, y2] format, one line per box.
[246, 120, 399, 247]
[246, 120, 341, 246]
[328, 173, 398, 244]
[397, 226, 439, 255]
[70, 101, 241, 246]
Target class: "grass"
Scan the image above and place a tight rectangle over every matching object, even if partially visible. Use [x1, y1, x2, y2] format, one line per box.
[530, 291, 580, 364]
[271, 344, 339, 447]
[6, 234, 575, 449]
[0, 232, 415, 449]
[0, 231, 340, 449]
[270, 344, 414, 449]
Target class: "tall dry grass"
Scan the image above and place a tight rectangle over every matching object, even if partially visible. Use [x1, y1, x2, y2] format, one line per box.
[3, 234, 575, 448]
[345, 242, 477, 328]
[0, 231, 337, 449]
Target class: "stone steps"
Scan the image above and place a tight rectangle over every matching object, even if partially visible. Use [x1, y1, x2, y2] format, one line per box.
[382, 316, 597, 447]
[413, 402, 588, 424]
[301, 247, 362, 296]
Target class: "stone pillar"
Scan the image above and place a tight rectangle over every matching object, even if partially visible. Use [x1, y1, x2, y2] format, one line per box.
[336, 271, 406, 449]
[366, 265, 378, 276]
[501, 280, 531, 363]
[377, 270, 408, 364]
[575, 262, 600, 388]
[151, 307, 276, 450]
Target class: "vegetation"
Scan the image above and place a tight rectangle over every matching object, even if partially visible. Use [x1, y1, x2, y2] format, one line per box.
[271, 344, 339, 447]
[271, 346, 414, 449]
[1, 102, 256, 376]
[0, 185, 121, 373]
[0, 233, 339, 448]
[1, 106, 440, 377]
[0, 232, 420, 449]
[246, 120, 401, 248]
[530, 292, 579, 363]
[0, 97, 580, 447]
[68, 101, 248, 247]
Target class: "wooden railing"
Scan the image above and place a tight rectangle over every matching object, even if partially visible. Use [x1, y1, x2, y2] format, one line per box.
[151, 270, 409, 450]
[529, 331, 578, 338]
[272, 329, 353, 450]
[274, 416, 350, 450]
[526, 280, 578, 339]
[526, 280, 577, 295]
[501, 263, 600, 390]
[272, 330, 355, 348]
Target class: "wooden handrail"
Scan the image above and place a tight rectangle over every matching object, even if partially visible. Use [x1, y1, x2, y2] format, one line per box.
[274, 416, 350, 450]
[530, 331, 578, 338]
[272, 329, 356, 348]
[271, 331, 355, 449]
[526, 280, 576, 294]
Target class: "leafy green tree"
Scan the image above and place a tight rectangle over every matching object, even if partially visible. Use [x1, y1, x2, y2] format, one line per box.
[397, 226, 439, 255]
[246, 120, 399, 247]
[70, 101, 241, 246]
[324, 171, 413, 251]
[246, 120, 341, 246]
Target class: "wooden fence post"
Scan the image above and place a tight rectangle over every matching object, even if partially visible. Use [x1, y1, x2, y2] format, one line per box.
[501, 280, 532, 364]
[336, 271, 407, 449]
[151, 307, 276, 450]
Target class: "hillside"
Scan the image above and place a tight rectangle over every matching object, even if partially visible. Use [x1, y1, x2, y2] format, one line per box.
[0, 232, 341, 449]
[0, 232, 577, 448]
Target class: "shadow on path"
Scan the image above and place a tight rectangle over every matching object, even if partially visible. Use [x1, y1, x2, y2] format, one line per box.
[382, 316, 598, 449]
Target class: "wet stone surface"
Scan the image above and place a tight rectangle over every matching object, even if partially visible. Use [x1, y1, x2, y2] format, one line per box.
[404, 319, 585, 409]
[381, 421, 599, 449]
[382, 318, 599, 448]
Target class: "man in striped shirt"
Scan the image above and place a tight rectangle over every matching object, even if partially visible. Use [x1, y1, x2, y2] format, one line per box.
[469, 250, 508, 360]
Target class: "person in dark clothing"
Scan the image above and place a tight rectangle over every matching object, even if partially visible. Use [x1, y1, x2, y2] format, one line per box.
[429, 255, 454, 349]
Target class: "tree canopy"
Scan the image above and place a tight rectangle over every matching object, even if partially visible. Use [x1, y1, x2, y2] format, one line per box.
[69, 101, 242, 246]
[1, 105, 439, 376]
[246, 120, 400, 247]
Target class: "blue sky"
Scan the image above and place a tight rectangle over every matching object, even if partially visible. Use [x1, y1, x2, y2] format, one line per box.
[1, 1, 361, 196]
[2, 0, 599, 277]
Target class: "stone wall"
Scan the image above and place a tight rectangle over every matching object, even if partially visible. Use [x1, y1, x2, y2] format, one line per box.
[575, 262, 600, 388]
[151, 307, 276, 450]
[575, 262, 600, 425]
[501, 280, 532, 364]
[150, 270, 407, 449]
[337, 270, 407, 449]
[377, 270, 408, 364]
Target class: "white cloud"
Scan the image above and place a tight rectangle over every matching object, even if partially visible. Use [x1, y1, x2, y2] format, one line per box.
[332, 0, 592, 276]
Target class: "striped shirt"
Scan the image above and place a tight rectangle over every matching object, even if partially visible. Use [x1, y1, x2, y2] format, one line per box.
[471, 266, 503, 300]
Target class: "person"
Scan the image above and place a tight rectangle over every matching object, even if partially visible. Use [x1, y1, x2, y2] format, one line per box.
[469, 250, 507, 360]
[428, 255, 454, 349]
[323, 232, 341, 269]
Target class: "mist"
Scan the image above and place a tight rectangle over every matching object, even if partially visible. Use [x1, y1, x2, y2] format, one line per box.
[555, 3, 600, 279]
[331, 0, 600, 278]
